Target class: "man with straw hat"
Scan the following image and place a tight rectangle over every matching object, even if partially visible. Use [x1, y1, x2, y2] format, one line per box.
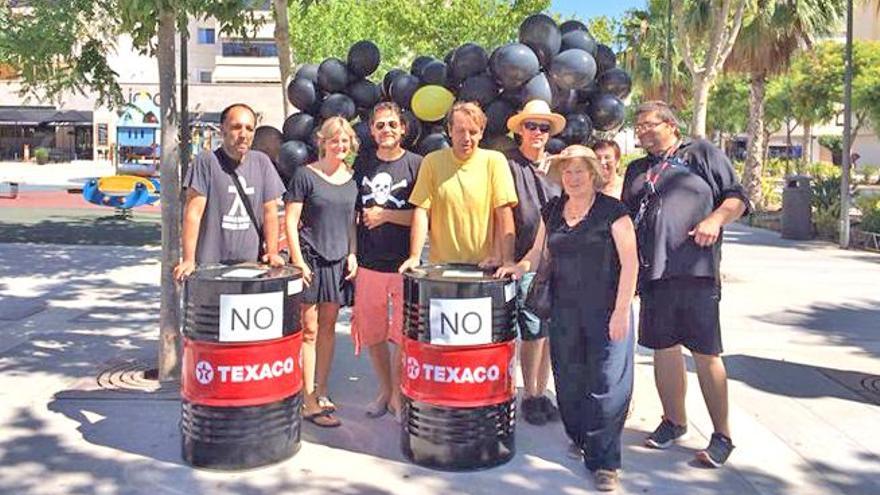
[504, 99, 565, 426]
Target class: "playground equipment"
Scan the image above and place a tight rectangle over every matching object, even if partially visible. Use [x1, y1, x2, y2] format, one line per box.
[82, 175, 160, 217]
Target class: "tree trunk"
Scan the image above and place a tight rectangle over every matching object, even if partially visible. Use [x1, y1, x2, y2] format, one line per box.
[785, 119, 794, 175]
[273, 0, 293, 118]
[742, 74, 765, 209]
[800, 121, 812, 173]
[157, 8, 181, 382]
[691, 73, 712, 139]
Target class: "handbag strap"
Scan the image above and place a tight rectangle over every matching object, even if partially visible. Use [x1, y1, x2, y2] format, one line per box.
[216, 149, 265, 259]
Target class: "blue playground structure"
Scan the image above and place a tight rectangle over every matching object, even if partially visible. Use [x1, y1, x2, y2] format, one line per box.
[82, 175, 160, 217]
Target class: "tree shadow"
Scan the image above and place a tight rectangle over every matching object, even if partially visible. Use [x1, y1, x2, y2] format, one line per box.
[753, 299, 880, 359]
[0, 214, 160, 246]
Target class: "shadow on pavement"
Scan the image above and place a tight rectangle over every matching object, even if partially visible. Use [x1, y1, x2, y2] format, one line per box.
[0, 214, 160, 246]
[753, 299, 880, 359]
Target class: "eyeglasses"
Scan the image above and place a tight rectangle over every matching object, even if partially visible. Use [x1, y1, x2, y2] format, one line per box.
[634, 120, 665, 132]
[374, 121, 400, 130]
[523, 121, 552, 133]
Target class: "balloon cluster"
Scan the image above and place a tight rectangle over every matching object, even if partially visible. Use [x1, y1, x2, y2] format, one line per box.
[276, 14, 631, 181]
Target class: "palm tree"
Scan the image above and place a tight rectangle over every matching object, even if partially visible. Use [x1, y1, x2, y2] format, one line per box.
[725, 0, 845, 208]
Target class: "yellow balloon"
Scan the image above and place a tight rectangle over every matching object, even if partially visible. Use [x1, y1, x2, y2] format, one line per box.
[411, 85, 455, 122]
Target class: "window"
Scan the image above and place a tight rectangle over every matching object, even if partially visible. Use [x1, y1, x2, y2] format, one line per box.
[222, 40, 278, 58]
[198, 70, 213, 84]
[197, 28, 215, 45]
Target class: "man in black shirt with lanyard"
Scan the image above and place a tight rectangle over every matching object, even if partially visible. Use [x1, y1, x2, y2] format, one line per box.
[622, 101, 749, 468]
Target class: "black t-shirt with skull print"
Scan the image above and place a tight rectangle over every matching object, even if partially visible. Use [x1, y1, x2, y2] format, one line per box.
[353, 150, 423, 272]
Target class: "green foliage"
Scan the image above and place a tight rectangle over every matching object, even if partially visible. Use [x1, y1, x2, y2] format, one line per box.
[856, 195, 880, 233]
[857, 165, 880, 185]
[287, 0, 550, 78]
[0, 0, 262, 108]
[761, 178, 782, 210]
[817, 135, 842, 154]
[804, 161, 840, 180]
[811, 175, 841, 240]
[707, 75, 749, 136]
[764, 75, 794, 133]
[764, 158, 787, 179]
[585, 16, 618, 47]
[33, 147, 49, 164]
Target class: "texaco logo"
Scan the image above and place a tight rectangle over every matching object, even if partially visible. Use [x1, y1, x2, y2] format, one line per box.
[406, 357, 420, 380]
[195, 360, 214, 385]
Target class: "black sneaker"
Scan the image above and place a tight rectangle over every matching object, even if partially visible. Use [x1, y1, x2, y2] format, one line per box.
[696, 433, 735, 467]
[537, 395, 560, 422]
[644, 418, 687, 449]
[522, 397, 547, 425]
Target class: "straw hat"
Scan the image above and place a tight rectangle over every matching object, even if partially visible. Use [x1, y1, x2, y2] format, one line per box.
[506, 99, 566, 136]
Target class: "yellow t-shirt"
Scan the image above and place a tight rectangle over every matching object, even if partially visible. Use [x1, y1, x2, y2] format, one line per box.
[408, 147, 518, 264]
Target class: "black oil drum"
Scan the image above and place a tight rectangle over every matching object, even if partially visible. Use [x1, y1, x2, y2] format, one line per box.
[181, 263, 305, 470]
[400, 264, 518, 471]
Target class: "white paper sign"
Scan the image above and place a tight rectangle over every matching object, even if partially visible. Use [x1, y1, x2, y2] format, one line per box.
[221, 268, 267, 279]
[429, 297, 492, 346]
[504, 282, 516, 302]
[441, 270, 484, 279]
[287, 278, 303, 295]
[219, 291, 284, 342]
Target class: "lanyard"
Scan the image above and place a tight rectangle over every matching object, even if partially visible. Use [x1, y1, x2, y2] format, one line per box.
[635, 142, 681, 226]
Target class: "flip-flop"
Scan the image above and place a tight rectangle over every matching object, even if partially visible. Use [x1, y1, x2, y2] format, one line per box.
[317, 396, 337, 413]
[303, 410, 341, 428]
[365, 400, 388, 419]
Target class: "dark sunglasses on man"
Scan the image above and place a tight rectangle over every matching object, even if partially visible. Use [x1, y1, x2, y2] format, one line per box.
[374, 121, 399, 130]
[523, 121, 552, 133]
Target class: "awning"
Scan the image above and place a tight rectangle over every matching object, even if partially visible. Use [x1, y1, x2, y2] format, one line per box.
[0, 106, 58, 125]
[42, 110, 93, 125]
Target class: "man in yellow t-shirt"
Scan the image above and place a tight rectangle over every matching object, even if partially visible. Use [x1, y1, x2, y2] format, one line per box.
[399, 102, 518, 270]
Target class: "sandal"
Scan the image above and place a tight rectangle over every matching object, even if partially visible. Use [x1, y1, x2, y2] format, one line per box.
[303, 410, 342, 428]
[317, 396, 337, 413]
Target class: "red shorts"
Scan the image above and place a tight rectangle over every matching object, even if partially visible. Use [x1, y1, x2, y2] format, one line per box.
[351, 267, 404, 354]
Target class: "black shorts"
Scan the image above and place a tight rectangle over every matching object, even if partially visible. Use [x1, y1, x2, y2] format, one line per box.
[638, 277, 722, 355]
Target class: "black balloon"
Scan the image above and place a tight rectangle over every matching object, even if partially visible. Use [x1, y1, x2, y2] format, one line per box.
[348, 40, 380, 78]
[595, 44, 617, 74]
[320, 93, 356, 120]
[450, 43, 489, 81]
[458, 74, 499, 107]
[520, 72, 553, 105]
[559, 20, 589, 35]
[348, 79, 381, 109]
[282, 112, 316, 143]
[484, 99, 516, 137]
[318, 58, 349, 93]
[561, 30, 598, 55]
[559, 113, 594, 145]
[420, 61, 448, 86]
[294, 63, 319, 84]
[401, 110, 422, 149]
[481, 134, 516, 153]
[287, 78, 317, 112]
[518, 14, 562, 68]
[416, 133, 450, 156]
[546, 137, 566, 154]
[390, 73, 421, 109]
[383, 68, 406, 98]
[577, 81, 600, 103]
[490, 43, 541, 91]
[552, 87, 579, 115]
[549, 49, 597, 91]
[597, 68, 632, 100]
[278, 140, 309, 181]
[411, 56, 437, 77]
[354, 120, 374, 150]
[589, 93, 625, 131]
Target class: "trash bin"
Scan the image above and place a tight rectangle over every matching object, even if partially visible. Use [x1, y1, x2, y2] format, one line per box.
[400, 264, 517, 471]
[782, 174, 813, 240]
[180, 263, 304, 470]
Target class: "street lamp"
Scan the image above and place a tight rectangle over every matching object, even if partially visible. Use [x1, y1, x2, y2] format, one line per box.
[840, 0, 853, 248]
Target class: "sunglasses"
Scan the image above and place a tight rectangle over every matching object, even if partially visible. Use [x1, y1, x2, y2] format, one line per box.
[374, 120, 400, 130]
[523, 121, 551, 133]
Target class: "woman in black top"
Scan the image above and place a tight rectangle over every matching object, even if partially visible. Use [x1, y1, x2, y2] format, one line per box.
[497, 145, 638, 491]
[285, 116, 358, 427]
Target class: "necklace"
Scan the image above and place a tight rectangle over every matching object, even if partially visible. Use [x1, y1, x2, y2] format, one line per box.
[563, 194, 596, 226]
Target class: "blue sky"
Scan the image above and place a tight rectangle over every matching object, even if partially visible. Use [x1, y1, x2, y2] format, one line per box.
[549, 0, 645, 20]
